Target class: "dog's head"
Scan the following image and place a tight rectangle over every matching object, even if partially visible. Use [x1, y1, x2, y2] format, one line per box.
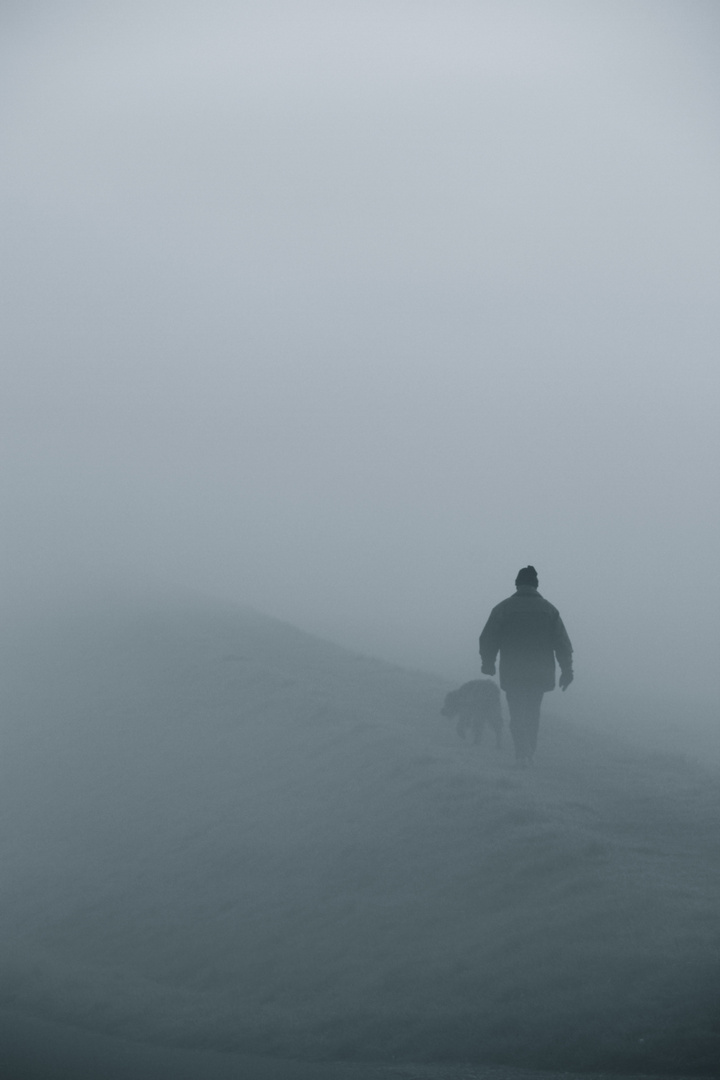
[440, 690, 459, 718]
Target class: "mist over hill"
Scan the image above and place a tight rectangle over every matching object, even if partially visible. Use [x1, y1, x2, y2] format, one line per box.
[0, 592, 718, 1077]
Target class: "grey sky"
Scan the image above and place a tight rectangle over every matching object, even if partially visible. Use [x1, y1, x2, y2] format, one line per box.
[2, 1, 719, 701]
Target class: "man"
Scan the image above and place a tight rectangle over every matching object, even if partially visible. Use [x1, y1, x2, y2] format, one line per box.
[479, 566, 573, 766]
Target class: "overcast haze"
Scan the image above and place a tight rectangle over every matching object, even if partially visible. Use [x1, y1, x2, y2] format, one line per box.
[2, 0, 720, 702]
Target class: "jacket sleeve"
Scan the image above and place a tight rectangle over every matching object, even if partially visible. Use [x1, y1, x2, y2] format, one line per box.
[552, 614, 573, 675]
[479, 606, 502, 669]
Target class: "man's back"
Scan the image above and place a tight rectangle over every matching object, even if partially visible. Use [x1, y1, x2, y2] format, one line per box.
[480, 584, 572, 691]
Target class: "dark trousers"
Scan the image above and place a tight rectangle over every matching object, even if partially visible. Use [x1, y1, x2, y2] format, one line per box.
[505, 687, 544, 761]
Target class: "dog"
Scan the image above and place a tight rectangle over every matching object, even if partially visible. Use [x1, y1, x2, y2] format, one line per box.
[441, 679, 502, 747]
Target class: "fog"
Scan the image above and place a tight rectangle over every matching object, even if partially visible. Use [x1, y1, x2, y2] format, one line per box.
[1, 4, 720, 1077]
[2, 0, 720, 702]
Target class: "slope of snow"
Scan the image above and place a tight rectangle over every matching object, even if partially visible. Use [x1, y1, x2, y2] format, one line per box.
[0, 595, 717, 1076]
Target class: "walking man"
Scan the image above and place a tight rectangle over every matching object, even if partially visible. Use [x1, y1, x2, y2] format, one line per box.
[479, 566, 573, 766]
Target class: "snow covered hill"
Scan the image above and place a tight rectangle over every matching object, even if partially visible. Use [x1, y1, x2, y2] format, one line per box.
[0, 593, 718, 1076]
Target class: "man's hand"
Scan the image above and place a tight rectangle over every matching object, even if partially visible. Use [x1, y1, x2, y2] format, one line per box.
[481, 664, 496, 677]
[559, 671, 573, 691]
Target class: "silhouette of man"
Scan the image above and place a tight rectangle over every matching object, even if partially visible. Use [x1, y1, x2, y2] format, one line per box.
[479, 566, 573, 766]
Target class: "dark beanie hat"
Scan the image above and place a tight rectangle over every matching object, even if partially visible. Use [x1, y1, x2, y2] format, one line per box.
[515, 565, 539, 587]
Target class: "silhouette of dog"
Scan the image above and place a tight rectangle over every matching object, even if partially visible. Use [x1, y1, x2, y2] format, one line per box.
[441, 679, 502, 747]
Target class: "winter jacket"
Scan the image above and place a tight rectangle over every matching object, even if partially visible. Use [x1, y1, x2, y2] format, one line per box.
[479, 586, 573, 692]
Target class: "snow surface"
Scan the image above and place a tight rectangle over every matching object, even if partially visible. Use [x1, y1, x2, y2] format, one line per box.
[0, 1010, 707, 1080]
[0, 594, 718, 1078]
